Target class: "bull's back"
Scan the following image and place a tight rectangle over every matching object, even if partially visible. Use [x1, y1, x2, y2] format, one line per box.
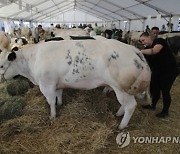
[32, 40, 150, 94]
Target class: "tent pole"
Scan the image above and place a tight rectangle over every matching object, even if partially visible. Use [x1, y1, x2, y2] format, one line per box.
[128, 19, 131, 31]
[118, 20, 120, 29]
[142, 18, 145, 31]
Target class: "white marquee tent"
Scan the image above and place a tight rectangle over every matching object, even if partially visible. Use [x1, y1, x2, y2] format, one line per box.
[0, 0, 180, 31]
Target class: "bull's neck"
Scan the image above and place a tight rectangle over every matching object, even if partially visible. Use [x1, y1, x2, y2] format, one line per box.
[12, 51, 35, 83]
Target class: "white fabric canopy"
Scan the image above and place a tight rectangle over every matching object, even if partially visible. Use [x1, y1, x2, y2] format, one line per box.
[0, 0, 179, 22]
[0, 0, 180, 31]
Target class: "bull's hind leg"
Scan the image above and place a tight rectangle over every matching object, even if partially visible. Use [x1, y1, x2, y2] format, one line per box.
[113, 88, 137, 130]
[39, 82, 57, 119]
[120, 96, 137, 130]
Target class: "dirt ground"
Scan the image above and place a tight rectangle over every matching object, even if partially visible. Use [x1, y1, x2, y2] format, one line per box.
[0, 76, 179, 154]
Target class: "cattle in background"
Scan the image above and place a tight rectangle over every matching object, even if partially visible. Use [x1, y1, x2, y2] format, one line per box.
[0, 31, 11, 49]
[10, 37, 28, 50]
[53, 28, 88, 40]
[166, 36, 180, 66]
[166, 36, 180, 55]
[20, 27, 32, 41]
[128, 31, 142, 46]
[8, 27, 21, 38]
[15, 37, 28, 45]
[8, 27, 32, 41]
[103, 29, 123, 40]
[158, 31, 180, 39]
[0, 39, 151, 130]
[32, 25, 51, 43]
[104, 29, 113, 39]
[114, 29, 123, 41]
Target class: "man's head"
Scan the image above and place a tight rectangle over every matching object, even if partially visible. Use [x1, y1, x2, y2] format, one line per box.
[38, 25, 43, 29]
[151, 27, 159, 38]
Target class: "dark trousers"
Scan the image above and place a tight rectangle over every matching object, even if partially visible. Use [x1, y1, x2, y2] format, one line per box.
[150, 69, 178, 113]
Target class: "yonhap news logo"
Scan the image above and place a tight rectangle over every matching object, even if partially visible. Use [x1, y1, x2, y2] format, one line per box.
[116, 132, 130, 148]
[116, 131, 180, 148]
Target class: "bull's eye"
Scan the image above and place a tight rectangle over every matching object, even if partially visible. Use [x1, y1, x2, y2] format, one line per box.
[0, 65, 3, 68]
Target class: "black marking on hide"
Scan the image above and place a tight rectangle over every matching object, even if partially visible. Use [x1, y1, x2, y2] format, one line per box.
[136, 52, 145, 62]
[8, 52, 16, 61]
[108, 51, 119, 61]
[75, 56, 80, 63]
[80, 75, 86, 79]
[69, 43, 94, 75]
[134, 59, 142, 69]
[66, 50, 72, 65]
[72, 68, 79, 74]
[71, 53, 94, 75]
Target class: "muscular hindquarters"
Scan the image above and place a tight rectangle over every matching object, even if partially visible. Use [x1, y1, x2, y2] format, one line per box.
[107, 59, 150, 95]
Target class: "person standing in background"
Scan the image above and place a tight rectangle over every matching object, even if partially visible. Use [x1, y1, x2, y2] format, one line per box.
[145, 25, 151, 33]
[161, 24, 166, 32]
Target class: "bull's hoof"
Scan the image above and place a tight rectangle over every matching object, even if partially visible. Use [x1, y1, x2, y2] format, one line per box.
[118, 124, 128, 130]
[49, 115, 56, 120]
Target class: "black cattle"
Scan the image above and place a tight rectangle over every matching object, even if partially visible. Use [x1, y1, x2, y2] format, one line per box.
[166, 36, 180, 66]
[45, 37, 64, 42]
[70, 36, 95, 40]
[15, 38, 28, 45]
[104, 29, 113, 39]
[114, 29, 123, 41]
[166, 36, 180, 55]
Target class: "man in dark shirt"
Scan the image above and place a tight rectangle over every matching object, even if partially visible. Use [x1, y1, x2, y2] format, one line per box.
[139, 32, 179, 118]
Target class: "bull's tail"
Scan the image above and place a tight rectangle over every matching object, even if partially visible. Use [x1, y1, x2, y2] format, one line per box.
[126, 64, 151, 95]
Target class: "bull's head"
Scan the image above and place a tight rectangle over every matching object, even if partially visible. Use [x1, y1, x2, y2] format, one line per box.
[0, 48, 16, 82]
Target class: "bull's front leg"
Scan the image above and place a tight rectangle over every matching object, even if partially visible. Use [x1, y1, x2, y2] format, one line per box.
[39, 82, 57, 119]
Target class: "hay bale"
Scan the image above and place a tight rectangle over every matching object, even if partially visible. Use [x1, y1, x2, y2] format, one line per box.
[6, 79, 31, 96]
[0, 97, 26, 121]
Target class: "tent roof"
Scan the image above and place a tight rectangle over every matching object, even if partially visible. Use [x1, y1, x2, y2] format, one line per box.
[0, 0, 179, 23]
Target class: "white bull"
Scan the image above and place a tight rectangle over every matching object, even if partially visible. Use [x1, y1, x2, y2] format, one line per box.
[0, 39, 151, 130]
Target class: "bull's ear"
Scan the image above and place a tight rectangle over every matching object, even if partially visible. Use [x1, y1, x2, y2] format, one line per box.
[8, 52, 16, 61]
[11, 46, 19, 52]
